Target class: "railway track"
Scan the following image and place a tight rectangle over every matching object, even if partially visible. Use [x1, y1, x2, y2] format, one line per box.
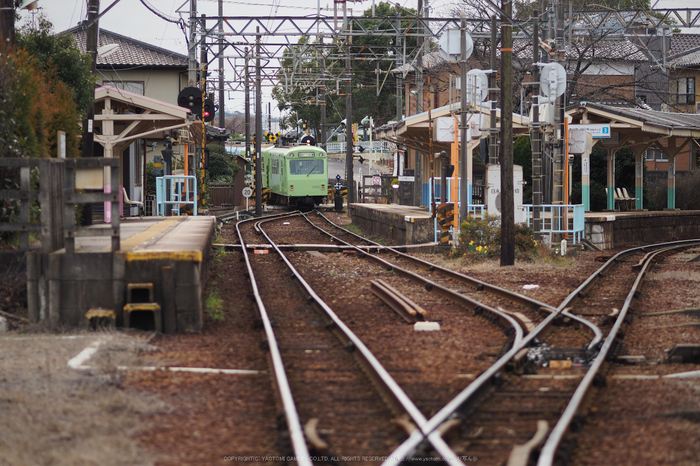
[237, 213, 468, 464]
[218, 209, 700, 464]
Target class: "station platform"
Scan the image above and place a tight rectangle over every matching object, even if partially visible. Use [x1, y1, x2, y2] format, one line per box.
[349, 203, 700, 249]
[348, 203, 434, 244]
[27, 216, 216, 333]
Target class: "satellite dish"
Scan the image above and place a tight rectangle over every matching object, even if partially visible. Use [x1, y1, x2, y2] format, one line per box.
[539, 63, 566, 101]
[439, 28, 473, 63]
[465, 69, 488, 105]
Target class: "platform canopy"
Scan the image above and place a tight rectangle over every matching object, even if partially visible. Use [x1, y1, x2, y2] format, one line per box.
[93, 85, 192, 159]
[567, 102, 700, 210]
[374, 103, 532, 155]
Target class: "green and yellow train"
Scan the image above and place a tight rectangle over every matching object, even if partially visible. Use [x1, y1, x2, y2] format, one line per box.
[262, 144, 328, 208]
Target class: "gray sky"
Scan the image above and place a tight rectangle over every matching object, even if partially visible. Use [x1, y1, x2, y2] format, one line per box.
[16, 0, 699, 115]
[16, 0, 454, 116]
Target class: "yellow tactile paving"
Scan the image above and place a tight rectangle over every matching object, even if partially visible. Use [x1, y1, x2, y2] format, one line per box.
[120, 217, 181, 251]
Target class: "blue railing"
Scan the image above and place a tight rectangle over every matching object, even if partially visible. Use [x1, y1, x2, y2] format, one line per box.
[523, 204, 585, 244]
[156, 175, 198, 216]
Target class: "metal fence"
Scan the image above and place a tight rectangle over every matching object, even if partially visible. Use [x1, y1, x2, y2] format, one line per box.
[326, 141, 389, 154]
[209, 183, 235, 207]
[523, 204, 586, 244]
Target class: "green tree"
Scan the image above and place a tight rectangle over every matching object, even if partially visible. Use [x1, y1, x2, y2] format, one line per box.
[271, 2, 419, 138]
[205, 144, 239, 184]
[16, 16, 95, 114]
[513, 136, 532, 203]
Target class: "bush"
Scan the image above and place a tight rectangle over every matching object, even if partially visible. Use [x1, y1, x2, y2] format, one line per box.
[457, 213, 538, 261]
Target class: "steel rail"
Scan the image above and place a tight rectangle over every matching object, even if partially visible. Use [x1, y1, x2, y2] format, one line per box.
[307, 214, 700, 462]
[537, 239, 700, 465]
[255, 214, 468, 466]
[307, 210, 601, 344]
[301, 212, 525, 345]
[235, 213, 312, 466]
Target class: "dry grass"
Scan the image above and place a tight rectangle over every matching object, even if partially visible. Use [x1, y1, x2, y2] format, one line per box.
[0, 332, 166, 465]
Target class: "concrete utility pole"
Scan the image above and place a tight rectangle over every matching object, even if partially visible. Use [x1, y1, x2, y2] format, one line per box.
[500, 1, 514, 266]
[218, 0, 225, 128]
[0, 0, 15, 46]
[343, 1, 354, 203]
[245, 47, 250, 160]
[80, 0, 99, 225]
[188, 0, 197, 87]
[459, 12, 469, 224]
[320, 69, 327, 151]
[255, 28, 262, 217]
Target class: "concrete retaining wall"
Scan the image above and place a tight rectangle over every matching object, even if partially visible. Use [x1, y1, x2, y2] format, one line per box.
[349, 204, 434, 245]
[586, 210, 700, 250]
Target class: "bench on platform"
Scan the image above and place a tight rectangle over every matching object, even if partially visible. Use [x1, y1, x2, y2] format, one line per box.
[123, 187, 144, 216]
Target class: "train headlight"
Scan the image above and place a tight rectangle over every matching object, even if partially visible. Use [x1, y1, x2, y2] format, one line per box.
[290, 185, 294, 190]
[321, 185, 325, 190]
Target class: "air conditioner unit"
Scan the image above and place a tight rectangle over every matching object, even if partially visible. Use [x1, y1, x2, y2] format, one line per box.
[695, 102, 700, 113]
[660, 103, 669, 112]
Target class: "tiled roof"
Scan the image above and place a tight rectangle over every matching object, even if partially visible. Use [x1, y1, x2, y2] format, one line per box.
[513, 38, 648, 62]
[66, 25, 188, 68]
[668, 34, 700, 68]
[580, 102, 700, 132]
[392, 38, 647, 75]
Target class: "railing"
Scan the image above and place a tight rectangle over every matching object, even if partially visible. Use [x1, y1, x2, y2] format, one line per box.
[523, 204, 585, 244]
[156, 175, 198, 216]
[326, 141, 388, 154]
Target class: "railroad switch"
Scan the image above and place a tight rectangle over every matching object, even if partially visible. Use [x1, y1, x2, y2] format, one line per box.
[526, 344, 589, 368]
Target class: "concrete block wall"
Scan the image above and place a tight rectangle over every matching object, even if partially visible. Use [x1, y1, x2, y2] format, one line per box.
[349, 205, 434, 244]
[585, 211, 700, 250]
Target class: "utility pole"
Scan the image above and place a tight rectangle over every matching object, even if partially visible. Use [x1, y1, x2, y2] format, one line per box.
[500, 1, 514, 266]
[188, 0, 197, 87]
[245, 47, 250, 160]
[320, 69, 327, 151]
[459, 12, 468, 225]
[255, 28, 262, 217]
[0, 0, 15, 46]
[80, 0, 99, 225]
[343, 1, 354, 203]
[218, 0, 225, 128]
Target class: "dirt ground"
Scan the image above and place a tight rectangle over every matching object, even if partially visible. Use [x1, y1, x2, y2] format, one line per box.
[0, 211, 673, 465]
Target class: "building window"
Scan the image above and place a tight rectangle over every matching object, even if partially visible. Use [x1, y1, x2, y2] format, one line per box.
[678, 77, 695, 105]
[645, 148, 668, 161]
[106, 81, 145, 95]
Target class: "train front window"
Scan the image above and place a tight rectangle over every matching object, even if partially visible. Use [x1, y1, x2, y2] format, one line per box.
[289, 159, 324, 176]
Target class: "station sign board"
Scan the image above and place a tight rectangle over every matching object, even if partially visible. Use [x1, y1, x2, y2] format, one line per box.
[569, 124, 611, 138]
